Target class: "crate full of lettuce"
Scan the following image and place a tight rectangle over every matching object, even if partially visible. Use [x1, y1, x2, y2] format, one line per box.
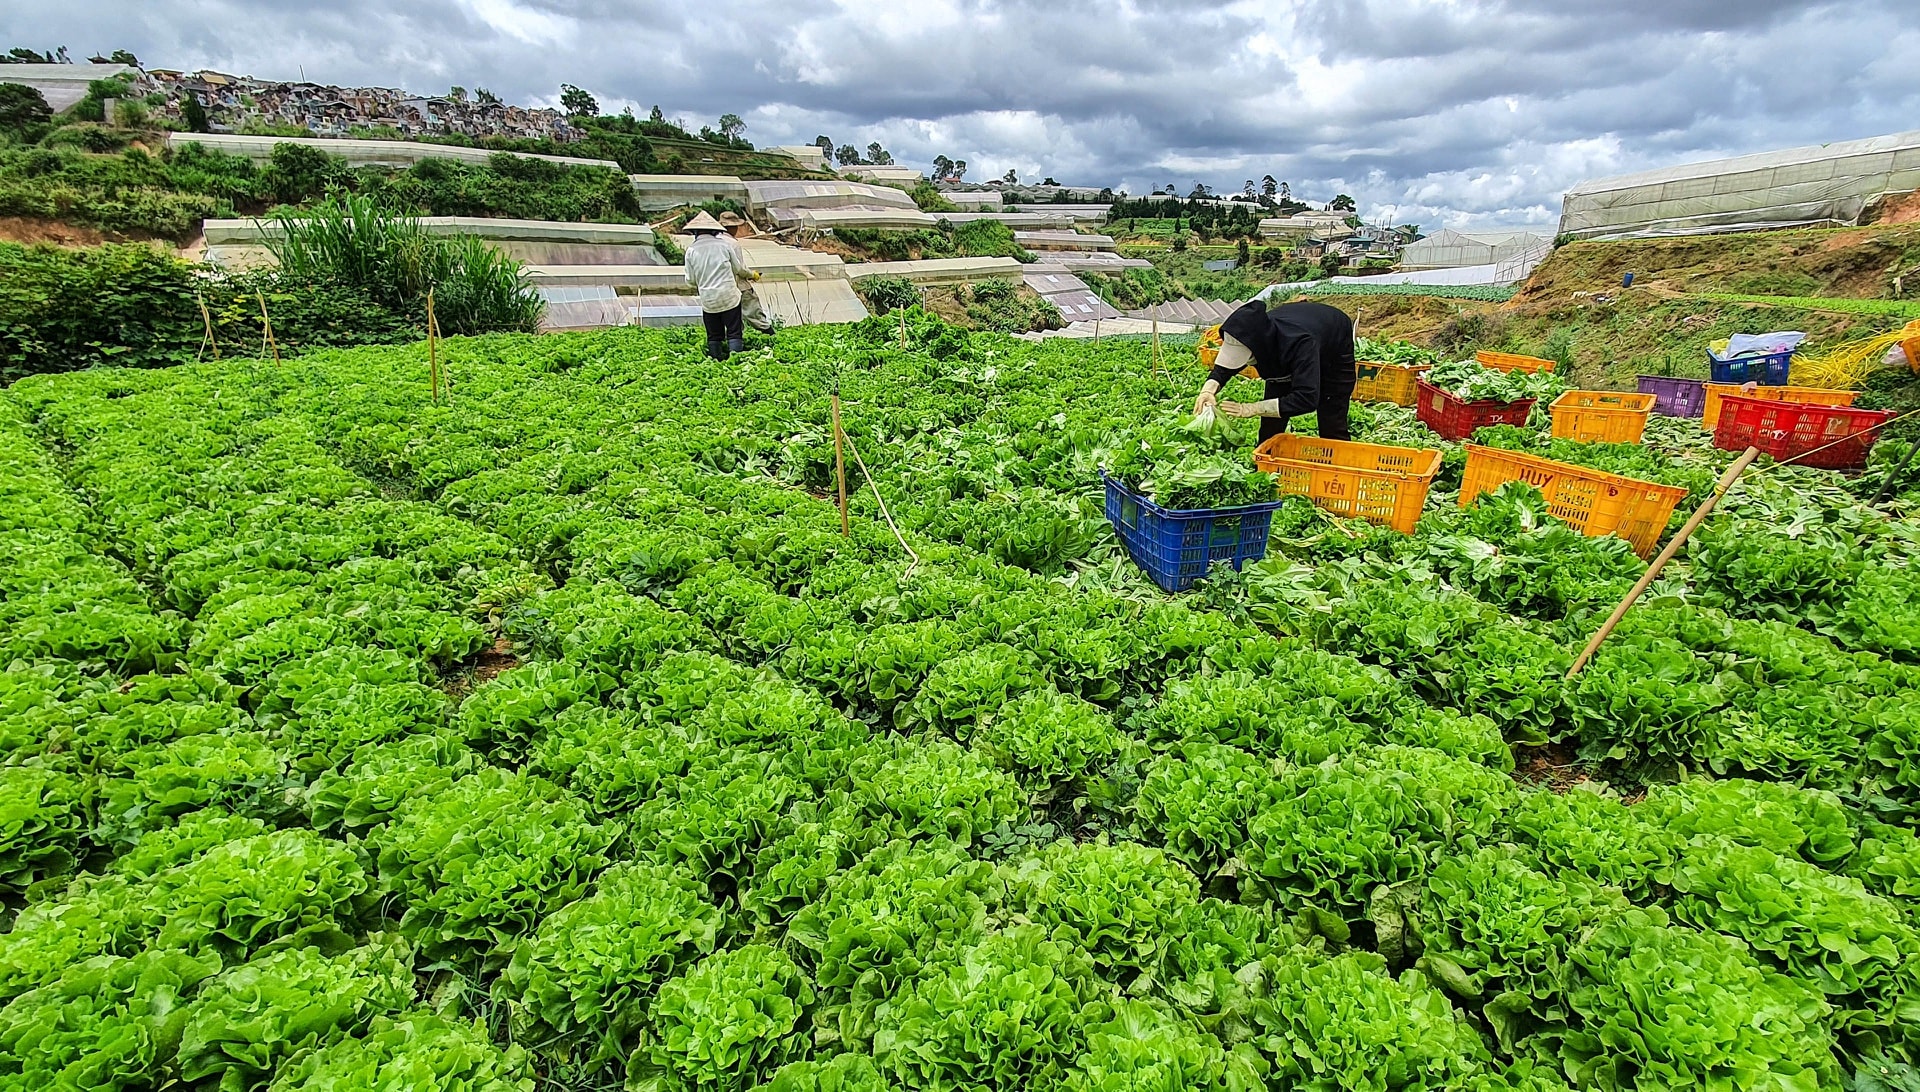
[1101, 409, 1283, 591]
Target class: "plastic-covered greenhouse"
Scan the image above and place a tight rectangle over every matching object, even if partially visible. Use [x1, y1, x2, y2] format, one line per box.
[1559, 129, 1920, 240]
[1399, 230, 1550, 271]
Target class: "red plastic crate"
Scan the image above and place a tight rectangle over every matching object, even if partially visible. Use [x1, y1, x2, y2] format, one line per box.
[1415, 379, 1537, 442]
[1711, 395, 1896, 470]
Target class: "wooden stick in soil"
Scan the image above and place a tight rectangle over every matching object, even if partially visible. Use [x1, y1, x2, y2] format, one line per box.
[427, 288, 440, 404]
[1869, 431, 1920, 505]
[840, 425, 919, 575]
[197, 293, 220, 362]
[831, 391, 849, 536]
[1151, 314, 1163, 384]
[1567, 445, 1761, 676]
[256, 290, 279, 365]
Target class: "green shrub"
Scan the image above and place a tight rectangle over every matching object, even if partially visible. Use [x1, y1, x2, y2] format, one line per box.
[0, 242, 418, 380]
[859, 275, 922, 315]
[267, 193, 544, 336]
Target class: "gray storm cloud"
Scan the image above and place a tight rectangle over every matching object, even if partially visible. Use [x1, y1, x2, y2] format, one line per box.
[12, 0, 1920, 229]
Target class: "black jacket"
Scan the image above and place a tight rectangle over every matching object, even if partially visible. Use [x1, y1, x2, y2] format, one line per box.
[1211, 301, 1355, 419]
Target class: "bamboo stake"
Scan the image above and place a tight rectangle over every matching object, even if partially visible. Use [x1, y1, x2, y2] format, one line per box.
[1093, 317, 1101, 345]
[197, 293, 220, 362]
[1567, 446, 1761, 676]
[840, 423, 918, 575]
[1870, 435, 1920, 505]
[831, 390, 850, 536]
[256, 291, 279, 365]
[1151, 314, 1164, 385]
[427, 287, 441, 404]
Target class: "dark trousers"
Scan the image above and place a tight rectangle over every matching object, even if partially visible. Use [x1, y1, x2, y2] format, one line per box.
[701, 305, 744, 360]
[1259, 355, 1358, 443]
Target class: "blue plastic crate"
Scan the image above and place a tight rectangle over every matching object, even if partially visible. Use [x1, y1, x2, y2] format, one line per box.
[1707, 348, 1792, 385]
[1101, 471, 1283, 593]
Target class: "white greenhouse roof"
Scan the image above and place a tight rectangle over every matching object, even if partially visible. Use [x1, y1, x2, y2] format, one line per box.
[169, 132, 620, 171]
[744, 180, 918, 211]
[0, 63, 134, 111]
[1559, 129, 1920, 240]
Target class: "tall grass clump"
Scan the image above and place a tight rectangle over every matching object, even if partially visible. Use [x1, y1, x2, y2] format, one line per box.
[266, 193, 544, 335]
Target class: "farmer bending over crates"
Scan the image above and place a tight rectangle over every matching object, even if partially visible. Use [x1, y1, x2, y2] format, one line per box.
[1193, 300, 1358, 443]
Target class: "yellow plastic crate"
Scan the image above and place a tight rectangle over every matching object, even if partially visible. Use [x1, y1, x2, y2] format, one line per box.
[1353, 361, 1431, 406]
[1549, 390, 1656, 444]
[1700, 383, 1857, 431]
[1475, 350, 1557, 375]
[1459, 445, 1690, 558]
[1254, 434, 1443, 534]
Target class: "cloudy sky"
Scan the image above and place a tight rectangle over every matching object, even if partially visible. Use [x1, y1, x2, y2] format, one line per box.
[15, 0, 1920, 230]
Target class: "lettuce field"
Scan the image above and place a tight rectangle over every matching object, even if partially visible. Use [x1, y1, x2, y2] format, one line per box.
[3, 307, 1919, 1091]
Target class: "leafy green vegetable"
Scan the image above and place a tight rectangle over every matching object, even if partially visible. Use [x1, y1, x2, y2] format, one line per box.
[1642, 778, 1854, 865]
[1246, 947, 1496, 1092]
[1007, 840, 1201, 976]
[1668, 837, 1919, 1039]
[1561, 909, 1840, 1092]
[0, 947, 220, 1091]
[264, 1012, 536, 1092]
[174, 936, 415, 1088]
[1065, 999, 1250, 1091]
[0, 764, 93, 906]
[1134, 742, 1281, 875]
[368, 769, 618, 961]
[1413, 845, 1630, 1050]
[501, 860, 725, 1066]
[1425, 358, 1563, 404]
[872, 925, 1108, 1091]
[970, 688, 1124, 786]
[638, 944, 815, 1091]
[1503, 787, 1674, 899]
[852, 739, 1027, 847]
[789, 839, 999, 1048]
[1243, 747, 1516, 914]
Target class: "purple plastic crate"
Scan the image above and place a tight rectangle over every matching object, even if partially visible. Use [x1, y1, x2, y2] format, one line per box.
[1101, 471, 1282, 593]
[1636, 375, 1708, 418]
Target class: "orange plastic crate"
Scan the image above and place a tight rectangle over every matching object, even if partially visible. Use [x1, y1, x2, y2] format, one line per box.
[1549, 390, 1656, 444]
[1475, 350, 1557, 375]
[1353, 361, 1431, 406]
[1459, 445, 1690, 558]
[1254, 434, 1443, 534]
[1700, 383, 1856, 431]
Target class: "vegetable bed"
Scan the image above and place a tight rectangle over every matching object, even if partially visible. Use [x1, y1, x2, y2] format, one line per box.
[3, 307, 1919, 1092]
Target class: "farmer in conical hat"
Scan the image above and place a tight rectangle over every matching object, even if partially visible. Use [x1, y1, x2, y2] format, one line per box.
[683, 211, 759, 360]
[718, 211, 775, 336]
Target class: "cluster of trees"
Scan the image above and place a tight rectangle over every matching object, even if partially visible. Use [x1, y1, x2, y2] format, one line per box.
[931, 154, 969, 183]
[3, 45, 139, 65]
[1144, 175, 1355, 215]
[555, 87, 750, 151]
[1106, 196, 1266, 237]
[813, 135, 896, 167]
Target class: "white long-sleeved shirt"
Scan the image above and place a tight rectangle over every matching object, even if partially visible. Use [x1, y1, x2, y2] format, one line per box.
[684, 234, 749, 313]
